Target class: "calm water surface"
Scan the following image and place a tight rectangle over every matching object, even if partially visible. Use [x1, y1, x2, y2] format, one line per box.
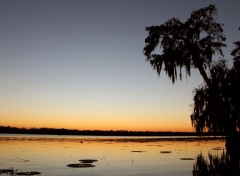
[0, 134, 225, 176]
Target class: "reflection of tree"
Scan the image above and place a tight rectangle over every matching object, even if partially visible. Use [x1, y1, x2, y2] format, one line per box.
[193, 146, 240, 176]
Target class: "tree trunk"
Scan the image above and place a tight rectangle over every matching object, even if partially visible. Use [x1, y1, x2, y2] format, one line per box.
[198, 65, 211, 87]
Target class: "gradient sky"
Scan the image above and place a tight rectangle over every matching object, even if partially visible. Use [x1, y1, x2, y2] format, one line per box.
[0, 0, 239, 132]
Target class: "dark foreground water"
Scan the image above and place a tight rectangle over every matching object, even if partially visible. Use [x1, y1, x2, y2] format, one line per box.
[0, 134, 225, 176]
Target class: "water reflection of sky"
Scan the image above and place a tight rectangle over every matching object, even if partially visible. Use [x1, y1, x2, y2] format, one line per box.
[0, 135, 225, 176]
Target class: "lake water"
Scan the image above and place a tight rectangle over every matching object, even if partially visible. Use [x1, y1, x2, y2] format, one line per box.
[0, 134, 225, 176]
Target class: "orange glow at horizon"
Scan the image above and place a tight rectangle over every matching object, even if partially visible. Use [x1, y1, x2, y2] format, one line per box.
[0, 112, 194, 132]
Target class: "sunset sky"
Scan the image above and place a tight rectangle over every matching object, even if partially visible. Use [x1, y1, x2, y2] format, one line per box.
[0, 0, 239, 132]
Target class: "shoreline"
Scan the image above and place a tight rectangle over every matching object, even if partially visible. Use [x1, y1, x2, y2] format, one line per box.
[0, 133, 225, 143]
[0, 126, 224, 137]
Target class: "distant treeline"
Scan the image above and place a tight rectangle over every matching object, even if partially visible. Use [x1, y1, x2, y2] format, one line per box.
[0, 126, 220, 136]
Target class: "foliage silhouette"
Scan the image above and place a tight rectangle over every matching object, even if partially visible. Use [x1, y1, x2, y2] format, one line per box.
[191, 42, 240, 136]
[191, 60, 230, 134]
[143, 4, 225, 85]
[143, 4, 240, 140]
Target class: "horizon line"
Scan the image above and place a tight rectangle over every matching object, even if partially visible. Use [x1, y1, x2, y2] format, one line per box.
[0, 125, 218, 136]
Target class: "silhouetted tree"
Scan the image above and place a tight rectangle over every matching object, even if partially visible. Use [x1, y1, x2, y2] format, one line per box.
[191, 60, 230, 134]
[143, 4, 225, 85]
[191, 42, 240, 137]
[143, 5, 240, 139]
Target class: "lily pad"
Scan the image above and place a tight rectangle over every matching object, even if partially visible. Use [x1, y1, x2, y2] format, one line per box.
[212, 147, 223, 150]
[79, 159, 98, 163]
[160, 151, 172, 154]
[0, 168, 15, 174]
[0, 169, 41, 175]
[180, 158, 195, 160]
[16, 171, 41, 175]
[67, 163, 95, 168]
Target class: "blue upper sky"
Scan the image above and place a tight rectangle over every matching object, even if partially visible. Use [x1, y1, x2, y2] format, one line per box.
[0, 0, 239, 131]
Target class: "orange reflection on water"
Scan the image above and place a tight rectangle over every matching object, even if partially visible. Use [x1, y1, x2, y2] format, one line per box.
[0, 135, 225, 176]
